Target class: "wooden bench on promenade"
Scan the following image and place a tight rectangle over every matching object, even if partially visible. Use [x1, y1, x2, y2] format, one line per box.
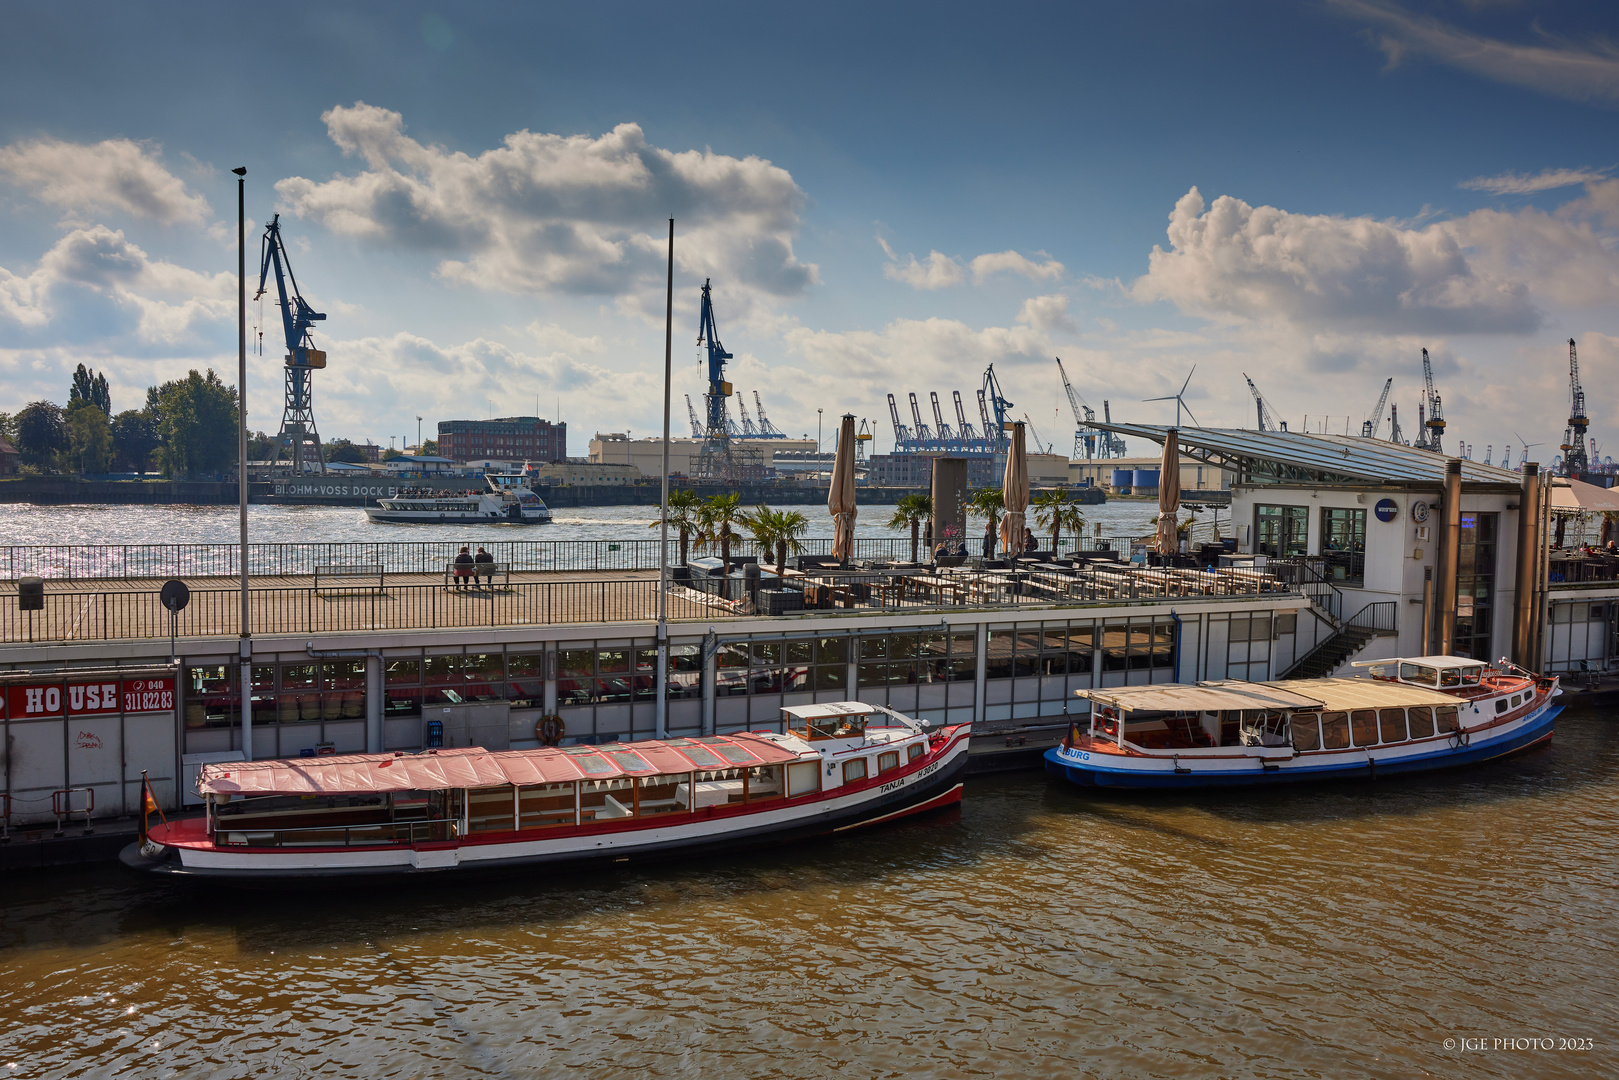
[443, 560, 512, 589]
[314, 563, 386, 595]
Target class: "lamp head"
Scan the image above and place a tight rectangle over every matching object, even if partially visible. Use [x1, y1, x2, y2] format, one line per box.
[231, 166, 246, 177]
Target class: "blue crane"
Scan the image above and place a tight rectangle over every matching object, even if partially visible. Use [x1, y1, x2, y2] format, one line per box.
[253, 214, 327, 475]
[696, 279, 733, 445]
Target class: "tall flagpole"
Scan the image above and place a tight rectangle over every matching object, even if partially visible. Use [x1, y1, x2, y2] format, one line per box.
[233, 166, 252, 762]
[655, 219, 674, 739]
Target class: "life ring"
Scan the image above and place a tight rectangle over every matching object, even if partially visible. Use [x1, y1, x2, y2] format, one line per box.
[1100, 719, 1118, 737]
[535, 714, 566, 746]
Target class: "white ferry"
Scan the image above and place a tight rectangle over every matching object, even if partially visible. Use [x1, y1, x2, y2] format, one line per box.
[122, 703, 968, 881]
[365, 469, 553, 525]
[1044, 655, 1560, 789]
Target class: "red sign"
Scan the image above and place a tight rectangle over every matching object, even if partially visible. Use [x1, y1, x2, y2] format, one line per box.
[7, 684, 64, 718]
[67, 681, 122, 715]
[122, 678, 175, 714]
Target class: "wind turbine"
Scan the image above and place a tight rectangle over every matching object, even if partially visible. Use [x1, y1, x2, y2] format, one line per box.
[1513, 432, 1545, 471]
[1143, 365, 1201, 428]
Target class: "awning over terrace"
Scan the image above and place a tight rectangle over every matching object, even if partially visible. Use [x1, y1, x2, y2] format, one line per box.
[199, 736, 805, 796]
[1077, 682, 1326, 713]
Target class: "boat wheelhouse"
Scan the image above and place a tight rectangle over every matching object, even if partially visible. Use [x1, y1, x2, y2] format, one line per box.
[1043, 656, 1559, 788]
[365, 469, 552, 525]
[123, 702, 968, 880]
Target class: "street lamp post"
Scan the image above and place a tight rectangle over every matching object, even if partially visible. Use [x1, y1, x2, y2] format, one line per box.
[232, 166, 252, 761]
[817, 408, 823, 454]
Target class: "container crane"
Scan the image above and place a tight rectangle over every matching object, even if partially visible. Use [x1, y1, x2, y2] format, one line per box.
[930, 391, 956, 448]
[1242, 373, 1277, 432]
[908, 393, 934, 448]
[1563, 338, 1589, 476]
[953, 391, 980, 443]
[752, 392, 786, 437]
[1100, 401, 1126, 457]
[1389, 403, 1404, 445]
[888, 393, 914, 451]
[1361, 378, 1392, 438]
[254, 214, 327, 475]
[1415, 402, 1429, 451]
[1420, 348, 1445, 454]
[735, 394, 760, 437]
[982, 365, 1014, 460]
[684, 394, 703, 438]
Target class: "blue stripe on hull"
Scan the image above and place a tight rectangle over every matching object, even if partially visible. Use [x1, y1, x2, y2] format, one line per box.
[1043, 707, 1561, 790]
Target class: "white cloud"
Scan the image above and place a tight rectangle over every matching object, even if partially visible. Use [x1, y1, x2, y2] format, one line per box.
[0, 225, 233, 343]
[879, 242, 965, 290]
[1460, 167, 1612, 195]
[1015, 294, 1077, 334]
[0, 138, 212, 225]
[1132, 186, 1542, 333]
[276, 103, 816, 303]
[1332, 0, 1619, 105]
[970, 250, 1065, 284]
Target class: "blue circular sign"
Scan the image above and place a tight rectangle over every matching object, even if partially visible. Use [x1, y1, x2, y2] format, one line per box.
[1374, 498, 1399, 523]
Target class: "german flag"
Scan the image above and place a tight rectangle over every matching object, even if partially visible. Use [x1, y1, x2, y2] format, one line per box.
[138, 772, 158, 844]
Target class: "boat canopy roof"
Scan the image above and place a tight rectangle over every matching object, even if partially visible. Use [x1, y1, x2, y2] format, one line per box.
[780, 702, 877, 720]
[199, 736, 805, 796]
[1264, 677, 1462, 710]
[1350, 655, 1487, 671]
[1077, 682, 1326, 713]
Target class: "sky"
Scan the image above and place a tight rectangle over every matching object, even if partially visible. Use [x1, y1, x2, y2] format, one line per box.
[3, 1, 1619, 467]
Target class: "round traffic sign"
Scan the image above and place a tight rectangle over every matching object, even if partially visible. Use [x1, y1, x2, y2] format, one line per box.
[159, 579, 191, 613]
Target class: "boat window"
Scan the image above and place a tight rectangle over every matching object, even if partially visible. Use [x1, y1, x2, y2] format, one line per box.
[1439, 669, 1461, 687]
[785, 760, 820, 797]
[578, 777, 636, 820]
[807, 713, 867, 740]
[908, 743, 925, 762]
[843, 758, 868, 784]
[1320, 712, 1349, 749]
[1460, 667, 1482, 685]
[1510, 693, 1522, 708]
[1407, 706, 1434, 739]
[878, 751, 901, 775]
[745, 765, 784, 803]
[1379, 709, 1407, 743]
[1495, 698, 1509, 714]
[1291, 712, 1321, 752]
[518, 783, 576, 829]
[1399, 663, 1438, 685]
[1436, 706, 1461, 733]
[1350, 710, 1379, 747]
[466, 785, 516, 833]
[697, 737, 762, 765]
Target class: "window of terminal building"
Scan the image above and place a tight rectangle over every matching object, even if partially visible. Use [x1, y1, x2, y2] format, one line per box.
[1454, 512, 1498, 661]
[1320, 507, 1367, 585]
[1255, 505, 1308, 558]
[183, 660, 366, 729]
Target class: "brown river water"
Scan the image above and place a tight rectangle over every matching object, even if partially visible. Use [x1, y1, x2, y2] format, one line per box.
[3, 707, 1617, 1079]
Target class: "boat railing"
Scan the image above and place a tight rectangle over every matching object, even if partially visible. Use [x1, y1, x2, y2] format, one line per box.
[216, 816, 460, 848]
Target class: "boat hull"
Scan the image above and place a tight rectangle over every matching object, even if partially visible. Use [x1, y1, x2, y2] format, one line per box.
[362, 510, 551, 525]
[123, 732, 969, 883]
[1043, 703, 1559, 790]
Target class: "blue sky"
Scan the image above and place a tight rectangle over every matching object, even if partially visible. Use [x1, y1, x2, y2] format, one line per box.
[3, 1, 1619, 466]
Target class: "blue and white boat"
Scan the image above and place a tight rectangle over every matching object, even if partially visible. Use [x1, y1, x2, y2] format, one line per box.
[1043, 655, 1560, 789]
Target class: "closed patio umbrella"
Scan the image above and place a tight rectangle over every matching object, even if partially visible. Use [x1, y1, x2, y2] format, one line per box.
[829, 413, 858, 563]
[1000, 422, 1028, 558]
[1157, 428, 1181, 555]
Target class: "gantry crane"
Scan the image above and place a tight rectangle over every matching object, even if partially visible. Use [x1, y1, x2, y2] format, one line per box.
[695, 280, 750, 480]
[1242, 373, 1277, 432]
[254, 214, 327, 475]
[1563, 338, 1589, 476]
[908, 393, 933, 448]
[684, 394, 703, 438]
[1361, 378, 1393, 438]
[982, 365, 1014, 460]
[1389, 403, 1404, 446]
[752, 392, 786, 437]
[887, 393, 914, 451]
[735, 394, 760, 437]
[953, 390, 979, 443]
[1421, 348, 1445, 454]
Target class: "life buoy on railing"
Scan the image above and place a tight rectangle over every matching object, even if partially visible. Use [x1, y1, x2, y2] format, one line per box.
[1099, 718, 1119, 738]
[535, 714, 566, 746]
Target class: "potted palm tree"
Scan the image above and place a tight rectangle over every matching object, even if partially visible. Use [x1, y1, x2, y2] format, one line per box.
[887, 493, 933, 564]
[695, 491, 746, 572]
[744, 506, 810, 575]
[648, 487, 702, 566]
[1032, 489, 1087, 557]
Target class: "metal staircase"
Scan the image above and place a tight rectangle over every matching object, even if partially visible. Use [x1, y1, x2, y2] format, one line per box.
[1283, 601, 1399, 679]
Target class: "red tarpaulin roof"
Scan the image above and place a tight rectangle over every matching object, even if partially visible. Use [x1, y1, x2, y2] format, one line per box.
[199, 736, 806, 796]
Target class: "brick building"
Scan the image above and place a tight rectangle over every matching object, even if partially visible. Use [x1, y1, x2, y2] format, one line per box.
[437, 417, 566, 463]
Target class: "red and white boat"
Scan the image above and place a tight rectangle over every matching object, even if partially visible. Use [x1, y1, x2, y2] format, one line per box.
[122, 703, 968, 881]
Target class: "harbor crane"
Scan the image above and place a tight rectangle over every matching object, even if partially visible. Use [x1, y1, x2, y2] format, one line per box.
[695, 279, 750, 481]
[684, 394, 703, 438]
[254, 214, 327, 476]
[752, 392, 786, 437]
[931, 392, 956, 448]
[1055, 356, 1104, 460]
[1562, 338, 1589, 476]
[1389, 403, 1405, 446]
[887, 393, 914, 450]
[982, 364, 1014, 460]
[1100, 401, 1125, 456]
[1361, 378, 1393, 438]
[908, 393, 934, 448]
[953, 390, 980, 443]
[735, 395, 760, 437]
[1242, 373, 1277, 432]
[1022, 412, 1053, 455]
[1420, 348, 1445, 454]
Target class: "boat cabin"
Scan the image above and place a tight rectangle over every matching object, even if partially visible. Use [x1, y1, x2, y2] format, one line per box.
[1352, 654, 1539, 703]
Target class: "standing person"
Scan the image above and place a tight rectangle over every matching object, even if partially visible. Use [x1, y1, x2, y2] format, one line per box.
[474, 545, 494, 586]
[453, 545, 474, 589]
[983, 518, 996, 559]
